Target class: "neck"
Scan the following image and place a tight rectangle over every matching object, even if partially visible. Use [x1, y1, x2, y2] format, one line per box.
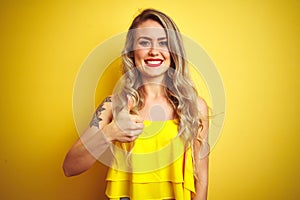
[141, 75, 167, 98]
[142, 82, 166, 99]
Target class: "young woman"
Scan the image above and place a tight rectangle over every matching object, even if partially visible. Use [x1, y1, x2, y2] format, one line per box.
[63, 9, 209, 200]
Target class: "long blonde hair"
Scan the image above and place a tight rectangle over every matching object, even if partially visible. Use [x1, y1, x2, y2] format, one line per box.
[112, 8, 204, 166]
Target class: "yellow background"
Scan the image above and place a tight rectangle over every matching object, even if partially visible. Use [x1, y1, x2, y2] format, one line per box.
[0, 0, 299, 199]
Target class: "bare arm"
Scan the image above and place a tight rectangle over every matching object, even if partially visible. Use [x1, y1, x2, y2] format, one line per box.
[193, 97, 210, 200]
[62, 96, 144, 177]
[62, 97, 113, 177]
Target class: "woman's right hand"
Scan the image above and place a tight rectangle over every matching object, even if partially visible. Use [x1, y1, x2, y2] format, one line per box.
[101, 96, 144, 143]
[63, 95, 143, 176]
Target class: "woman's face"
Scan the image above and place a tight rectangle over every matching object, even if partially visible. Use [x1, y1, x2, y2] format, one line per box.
[133, 19, 171, 81]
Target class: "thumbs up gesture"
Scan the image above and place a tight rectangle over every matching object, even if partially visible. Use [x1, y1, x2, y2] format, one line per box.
[102, 95, 144, 143]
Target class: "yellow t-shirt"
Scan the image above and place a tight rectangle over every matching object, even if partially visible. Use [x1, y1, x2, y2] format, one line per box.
[105, 120, 195, 200]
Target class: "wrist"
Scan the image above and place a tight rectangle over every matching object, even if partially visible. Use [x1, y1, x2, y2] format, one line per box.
[100, 124, 114, 143]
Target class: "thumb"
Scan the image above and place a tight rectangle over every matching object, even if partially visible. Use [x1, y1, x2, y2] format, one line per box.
[126, 95, 134, 112]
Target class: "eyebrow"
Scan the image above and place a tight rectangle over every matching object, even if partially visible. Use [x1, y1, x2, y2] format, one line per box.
[137, 36, 167, 41]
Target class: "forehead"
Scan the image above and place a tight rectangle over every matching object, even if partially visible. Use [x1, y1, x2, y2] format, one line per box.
[134, 19, 167, 39]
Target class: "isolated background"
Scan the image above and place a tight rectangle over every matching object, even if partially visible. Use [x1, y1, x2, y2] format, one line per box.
[0, 0, 299, 200]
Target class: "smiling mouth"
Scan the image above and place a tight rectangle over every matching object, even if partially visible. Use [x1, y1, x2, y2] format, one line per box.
[144, 59, 163, 67]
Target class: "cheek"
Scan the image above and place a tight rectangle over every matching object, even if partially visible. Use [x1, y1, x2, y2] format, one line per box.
[133, 52, 139, 66]
[133, 51, 142, 66]
[163, 52, 171, 63]
[134, 49, 145, 61]
[134, 50, 151, 67]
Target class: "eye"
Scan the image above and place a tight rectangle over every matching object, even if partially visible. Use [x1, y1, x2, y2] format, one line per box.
[159, 41, 168, 47]
[138, 40, 151, 47]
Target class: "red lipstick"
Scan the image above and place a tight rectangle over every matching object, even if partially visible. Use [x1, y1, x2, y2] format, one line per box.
[144, 58, 163, 67]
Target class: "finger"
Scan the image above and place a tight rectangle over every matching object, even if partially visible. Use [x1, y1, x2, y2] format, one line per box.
[129, 135, 138, 142]
[125, 129, 143, 136]
[126, 121, 144, 131]
[131, 115, 144, 123]
[122, 135, 137, 143]
[134, 122, 144, 130]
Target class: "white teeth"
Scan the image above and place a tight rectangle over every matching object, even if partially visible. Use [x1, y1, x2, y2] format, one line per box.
[146, 60, 162, 64]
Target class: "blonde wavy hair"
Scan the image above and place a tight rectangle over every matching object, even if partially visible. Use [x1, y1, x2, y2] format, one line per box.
[112, 8, 203, 166]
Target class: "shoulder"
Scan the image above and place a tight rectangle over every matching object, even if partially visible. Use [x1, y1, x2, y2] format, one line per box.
[194, 97, 210, 157]
[196, 96, 209, 139]
[99, 95, 113, 113]
[197, 96, 208, 117]
[96, 96, 113, 113]
[100, 96, 113, 106]
[89, 96, 113, 129]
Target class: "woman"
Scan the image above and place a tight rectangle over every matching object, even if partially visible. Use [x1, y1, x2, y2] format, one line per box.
[63, 9, 209, 200]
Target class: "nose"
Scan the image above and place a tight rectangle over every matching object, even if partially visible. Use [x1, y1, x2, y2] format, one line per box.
[148, 46, 159, 56]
